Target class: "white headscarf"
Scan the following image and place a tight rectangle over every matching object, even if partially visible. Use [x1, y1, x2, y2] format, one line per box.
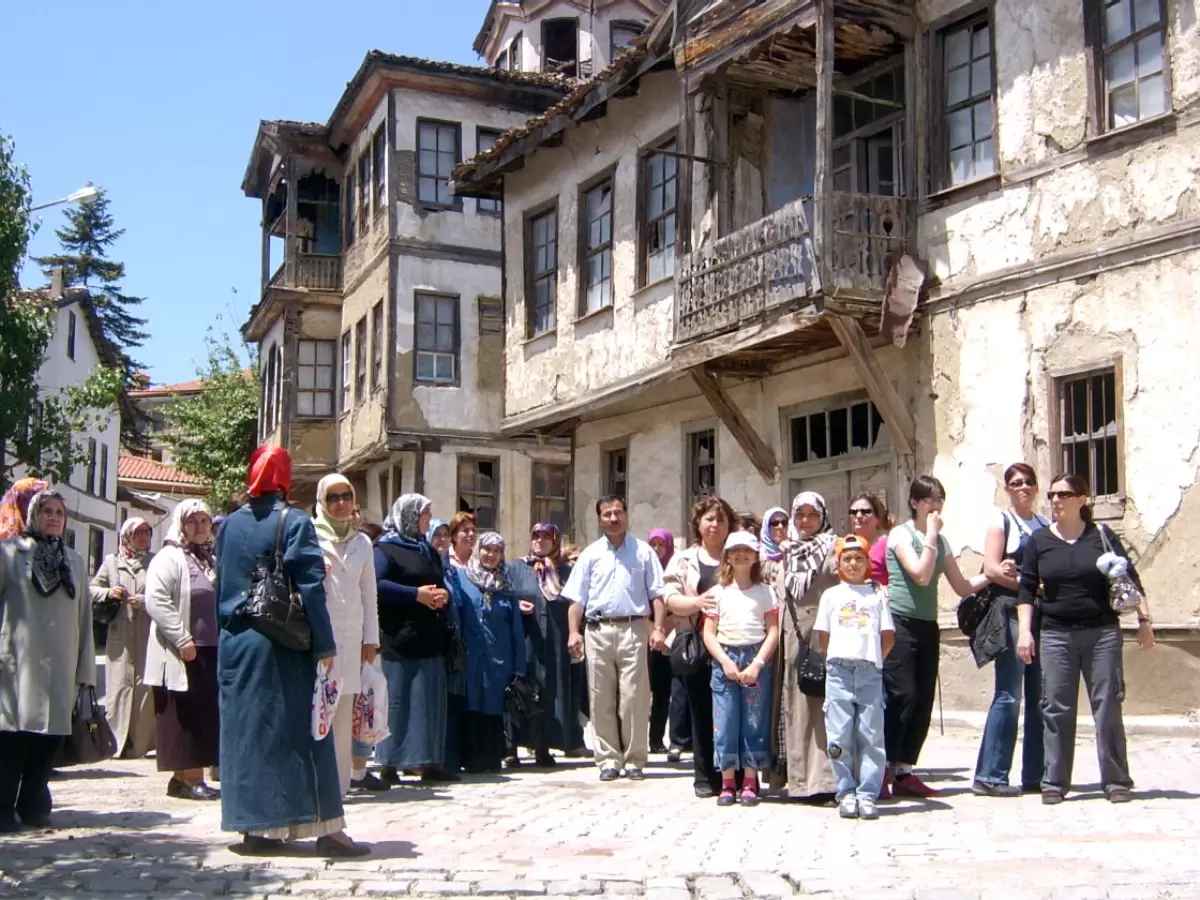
[166, 498, 215, 581]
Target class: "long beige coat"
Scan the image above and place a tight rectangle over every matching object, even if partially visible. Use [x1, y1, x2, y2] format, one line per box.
[769, 552, 838, 798]
[89, 552, 155, 758]
[0, 537, 95, 735]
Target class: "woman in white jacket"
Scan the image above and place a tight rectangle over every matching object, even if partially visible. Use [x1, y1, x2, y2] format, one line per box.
[313, 474, 381, 796]
[144, 499, 220, 801]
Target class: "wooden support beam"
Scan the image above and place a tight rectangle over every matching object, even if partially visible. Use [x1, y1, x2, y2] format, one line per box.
[283, 157, 298, 287]
[690, 366, 779, 484]
[813, 0, 835, 292]
[827, 315, 916, 457]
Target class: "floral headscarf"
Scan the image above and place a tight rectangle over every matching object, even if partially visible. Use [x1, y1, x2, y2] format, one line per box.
[522, 523, 564, 603]
[0, 477, 50, 540]
[759, 507, 788, 562]
[313, 474, 356, 548]
[119, 517, 152, 570]
[381, 493, 432, 546]
[784, 491, 836, 601]
[465, 531, 510, 604]
[25, 489, 75, 599]
[166, 498, 215, 582]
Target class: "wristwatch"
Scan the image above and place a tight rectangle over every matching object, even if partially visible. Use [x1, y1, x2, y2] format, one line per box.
[1137, 615, 1153, 626]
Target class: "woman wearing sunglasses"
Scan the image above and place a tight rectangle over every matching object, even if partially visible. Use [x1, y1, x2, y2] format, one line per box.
[1015, 473, 1155, 805]
[972, 463, 1049, 797]
[847, 493, 890, 585]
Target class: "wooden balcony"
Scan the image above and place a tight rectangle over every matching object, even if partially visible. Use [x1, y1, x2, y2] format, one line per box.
[674, 192, 912, 343]
[267, 253, 343, 293]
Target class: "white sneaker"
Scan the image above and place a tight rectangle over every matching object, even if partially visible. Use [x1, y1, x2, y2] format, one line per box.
[838, 794, 859, 818]
[858, 798, 878, 820]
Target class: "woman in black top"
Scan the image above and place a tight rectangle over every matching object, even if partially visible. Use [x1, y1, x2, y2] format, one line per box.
[1015, 474, 1154, 805]
[373, 494, 458, 784]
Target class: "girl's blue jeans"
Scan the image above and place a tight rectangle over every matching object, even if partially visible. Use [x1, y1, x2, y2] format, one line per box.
[710, 642, 772, 772]
[824, 657, 886, 801]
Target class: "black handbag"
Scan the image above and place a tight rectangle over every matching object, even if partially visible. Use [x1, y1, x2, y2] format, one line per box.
[668, 621, 711, 676]
[783, 592, 825, 698]
[505, 674, 544, 730]
[238, 504, 313, 652]
[56, 687, 117, 767]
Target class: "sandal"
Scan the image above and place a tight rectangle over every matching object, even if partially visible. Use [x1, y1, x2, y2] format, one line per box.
[1041, 789, 1065, 805]
[716, 786, 736, 807]
[740, 784, 760, 807]
[1106, 786, 1133, 804]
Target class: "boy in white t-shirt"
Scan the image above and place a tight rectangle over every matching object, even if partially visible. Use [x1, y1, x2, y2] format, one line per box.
[814, 534, 896, 820]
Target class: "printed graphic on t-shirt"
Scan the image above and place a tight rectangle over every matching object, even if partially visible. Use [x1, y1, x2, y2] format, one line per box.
[837, 599, 872, 630]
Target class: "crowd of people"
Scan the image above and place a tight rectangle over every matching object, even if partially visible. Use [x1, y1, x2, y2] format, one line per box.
[0, 450, 1155, 847]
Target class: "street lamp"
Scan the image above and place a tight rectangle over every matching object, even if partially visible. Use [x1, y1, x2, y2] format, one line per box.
[30, 185, 100, 212]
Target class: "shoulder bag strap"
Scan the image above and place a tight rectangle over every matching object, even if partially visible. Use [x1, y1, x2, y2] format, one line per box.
[272, 504, 291, 564]
[1098, 523, 1115, 556]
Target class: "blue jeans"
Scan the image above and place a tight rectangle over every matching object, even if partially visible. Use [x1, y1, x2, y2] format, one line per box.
[351, 738, 373, 759]
[974, 609, 1044, 787]
[824, 658, 886, 802]
[710, 643, 772, 772]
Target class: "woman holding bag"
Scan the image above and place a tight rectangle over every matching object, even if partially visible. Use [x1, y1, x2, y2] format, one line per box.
[312, 474, 381, 796]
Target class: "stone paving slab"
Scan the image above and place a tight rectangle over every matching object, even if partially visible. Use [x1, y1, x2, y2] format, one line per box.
[3, 728, 1200, 898]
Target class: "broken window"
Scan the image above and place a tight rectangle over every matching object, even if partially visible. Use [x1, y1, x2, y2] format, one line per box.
[790, 401, 884, 465]
[1094, 0, 1169, 130]
[542, 18, 579, 78]
[526, 207, 558, 336]
[414, 291, 459, 384]
[936, 12, 996, 189]
[416, 119, 460, 207]
[610, 21, 643, 60]
[641, 141, 677, 285]
[507, 32, 523, 71]
[1059, 368, 1122, 497]
[532, 462, 570, 535]
[581, 177, 614, 315]
[603, 446, 628, 503]
[687, 429, 717, 508]
[457, 457, 499, 529]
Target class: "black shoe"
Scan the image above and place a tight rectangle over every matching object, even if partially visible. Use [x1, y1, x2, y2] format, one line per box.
[378, 767, 402, 785]
[534, 750, 556, 768]
[236, 834, 286, 856]
[971, 781, 1021, 797]
[1021, 783, 1042, 794]
[599, 767, 619, 782]
[694, 784, 715, 799]
[625, 767, 645, 781]
[421, 769, 461, 784]
[0, 816, 21, 834]
[1106, 786, 1133, 804]
[167, 778, 220, 801]
[350, 773, 391, 793]
[667, 747, 683, 763]
[315, 835, 371, 858]
[649, 743, 667, 754]
[1042, 789, 1065, 805]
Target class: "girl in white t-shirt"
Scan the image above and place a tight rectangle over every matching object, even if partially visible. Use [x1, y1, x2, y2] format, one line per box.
[814, 534, 896, 820]
[701, 532, 779, 807]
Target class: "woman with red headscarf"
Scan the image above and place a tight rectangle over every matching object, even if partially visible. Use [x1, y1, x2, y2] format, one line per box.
[214, 446, 368, 858]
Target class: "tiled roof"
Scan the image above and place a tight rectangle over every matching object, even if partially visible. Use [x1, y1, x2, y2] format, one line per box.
[128, 371, 253, 399]
[118, 455, 208, 487]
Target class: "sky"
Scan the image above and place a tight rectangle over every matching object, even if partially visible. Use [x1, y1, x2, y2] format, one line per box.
[2, 0, 487, 386]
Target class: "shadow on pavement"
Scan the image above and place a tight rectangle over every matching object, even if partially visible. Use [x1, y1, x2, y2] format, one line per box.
[364, 839, 420, 859]
[43, 808, 176, 829]
[49, 766, 137, 781]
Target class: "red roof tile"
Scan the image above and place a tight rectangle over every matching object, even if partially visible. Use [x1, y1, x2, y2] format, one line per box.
[118, 455, 208, 487]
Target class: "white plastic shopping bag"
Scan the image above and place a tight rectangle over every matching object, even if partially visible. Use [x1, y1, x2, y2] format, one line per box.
[312, 662, 341, 741]
[353, 660, 390, 745]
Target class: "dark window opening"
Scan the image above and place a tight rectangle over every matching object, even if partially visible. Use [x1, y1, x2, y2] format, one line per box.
[542, 18, 579, 78]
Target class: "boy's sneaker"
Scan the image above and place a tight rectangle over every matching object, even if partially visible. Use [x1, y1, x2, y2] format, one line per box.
[838, 795, 859, 818]
[858, 798, 878, 820]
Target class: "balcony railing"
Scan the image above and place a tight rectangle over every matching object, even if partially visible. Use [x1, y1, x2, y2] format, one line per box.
[674, 192, 913, 343]
[674, 196, 819, 344]
[267, 253, 343, 292]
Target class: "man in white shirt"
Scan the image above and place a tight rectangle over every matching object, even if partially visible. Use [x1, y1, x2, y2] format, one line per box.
[564, 496, 666, 782]
[814, 534, 895, 820]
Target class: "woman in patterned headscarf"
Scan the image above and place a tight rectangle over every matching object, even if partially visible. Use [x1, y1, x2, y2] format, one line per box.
[372, 494, 458, 784]
[769, 491, 838, 803]
[0, 487, 93, 833]
[456, 532, 526, 773]
[89, 517, 157, 759]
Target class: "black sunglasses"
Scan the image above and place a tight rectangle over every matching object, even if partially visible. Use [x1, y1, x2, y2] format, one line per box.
[848, 507, 875, 517]
[1046, 490, 1081, 500]
[768, 518, 788, 528]
[1007, 478, 1036, 488]
[326, 491, 355, 504]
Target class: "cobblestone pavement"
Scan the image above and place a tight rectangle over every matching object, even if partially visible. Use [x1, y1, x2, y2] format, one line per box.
[4, 727, 1200, 899]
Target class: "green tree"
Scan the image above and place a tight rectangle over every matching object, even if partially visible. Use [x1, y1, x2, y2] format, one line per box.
[0, 134, 123, 490]
[32, 186, 149, 381]
[161, 326, 258, 507]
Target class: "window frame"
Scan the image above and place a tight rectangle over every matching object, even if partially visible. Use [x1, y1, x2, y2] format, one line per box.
[413, 290, 461, 386]
[370, 300, 384, 391]
[67, 310, 77, 360]
[609, 19, 644, 60]
[99, 443, 109, 500]
[928, 2, 999, 194]
[531, 461, 571, 535]
[524, 200, 560, 338]
[1049, 362, 1126, 506]
[357, 153, 371, 235]
[340, 329, 351, 414]
[577, 166, 617, 318]
[415, 118, 462, 210]
[372, 127, 387, 213]
[354, 316, 368, 404]
[295, 338, 336, 419]
[637, 135, 680, 288]
[456, 455, 501, 530]
[476, 128, 504, 216]
[510, 31, 523, 71]
[1085, 0, 1172, 135]
[780, 392, 892, 480]
[683, 424, 718, 514]
[344, 169, 357, 248]
[86, 437, 98, 495]
[601, 442, 629, 505]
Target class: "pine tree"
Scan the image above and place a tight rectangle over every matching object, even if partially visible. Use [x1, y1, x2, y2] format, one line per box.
[32, 187, 149, 380]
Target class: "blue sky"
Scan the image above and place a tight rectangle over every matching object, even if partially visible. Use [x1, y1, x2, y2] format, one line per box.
[3, 0, 486, 385]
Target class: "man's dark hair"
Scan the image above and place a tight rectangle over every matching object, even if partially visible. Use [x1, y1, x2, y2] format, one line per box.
[595, 494, 627, 516]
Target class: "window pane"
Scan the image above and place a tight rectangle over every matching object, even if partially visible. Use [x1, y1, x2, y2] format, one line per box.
[315, 394, 333, 417]
[298, 392, 314, 416]
[419, 149, 438, 175]
[948, 108, 973, 149]
[298, 342, 315, 364]
[950, 147, 973, 185]
[1109, 84, 1138, 127]
[317, 342, 334, 364]
[1137, 31, 1163, 76]
[416, 353, 434, 380]
[1139, 74, 1166, 118]
[971, 58, 991, 97]
[1105, 0, 1132, 44]
[945, 27, 970, 68]
[974, 138, 995, 175]
[436, 323, 454, 351]
[1134, 0, 1160, 30]
[316, 367, 333, 390]
[973, 98, 992, 139]
[419, 124, 436, 150]
[417, 323, 435, 350]
[298, 366, 315, 389]
[1070, 380, 1089, 437]
[972, 23, 990, 59]
[1107, 44, 1136, 87]
[437, 152, 454, 178]
[947, 65, 970, 105]
[834, 95, 854, 136]
[808, 413, 828, 459]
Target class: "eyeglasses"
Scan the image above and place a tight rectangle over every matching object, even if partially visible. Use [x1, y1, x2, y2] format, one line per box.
[1007, 479, 1036, 489]
[848, 508, 875, 517]
[768, 519, 788, 528]
[326, 491, 354, 504]
[1046, 490, 1082, 500]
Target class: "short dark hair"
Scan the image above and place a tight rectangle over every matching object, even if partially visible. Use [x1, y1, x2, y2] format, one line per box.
[737, 511, 762, 535]
[595, 494, 627, 516]
[1003, 462, 1037, 486]
[908, 474, 946, 518]
[1049, 472, 1094, 522]
[689, 495, 736, 546]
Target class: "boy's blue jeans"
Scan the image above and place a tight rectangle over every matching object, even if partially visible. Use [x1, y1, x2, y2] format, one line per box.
[974, 610, 1044, 787]
[824, 657, 886, 801]
[710, 643, 772, 772]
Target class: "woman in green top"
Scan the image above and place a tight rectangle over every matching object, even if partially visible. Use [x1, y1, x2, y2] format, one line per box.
[883, 475, 986, 798]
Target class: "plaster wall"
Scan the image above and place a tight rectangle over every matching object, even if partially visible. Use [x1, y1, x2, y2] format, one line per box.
[342, 95, 391, 290]
[339, 255, 390, 458]
[503, 71, 680, 417]
[917, 0, 1200, 289]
